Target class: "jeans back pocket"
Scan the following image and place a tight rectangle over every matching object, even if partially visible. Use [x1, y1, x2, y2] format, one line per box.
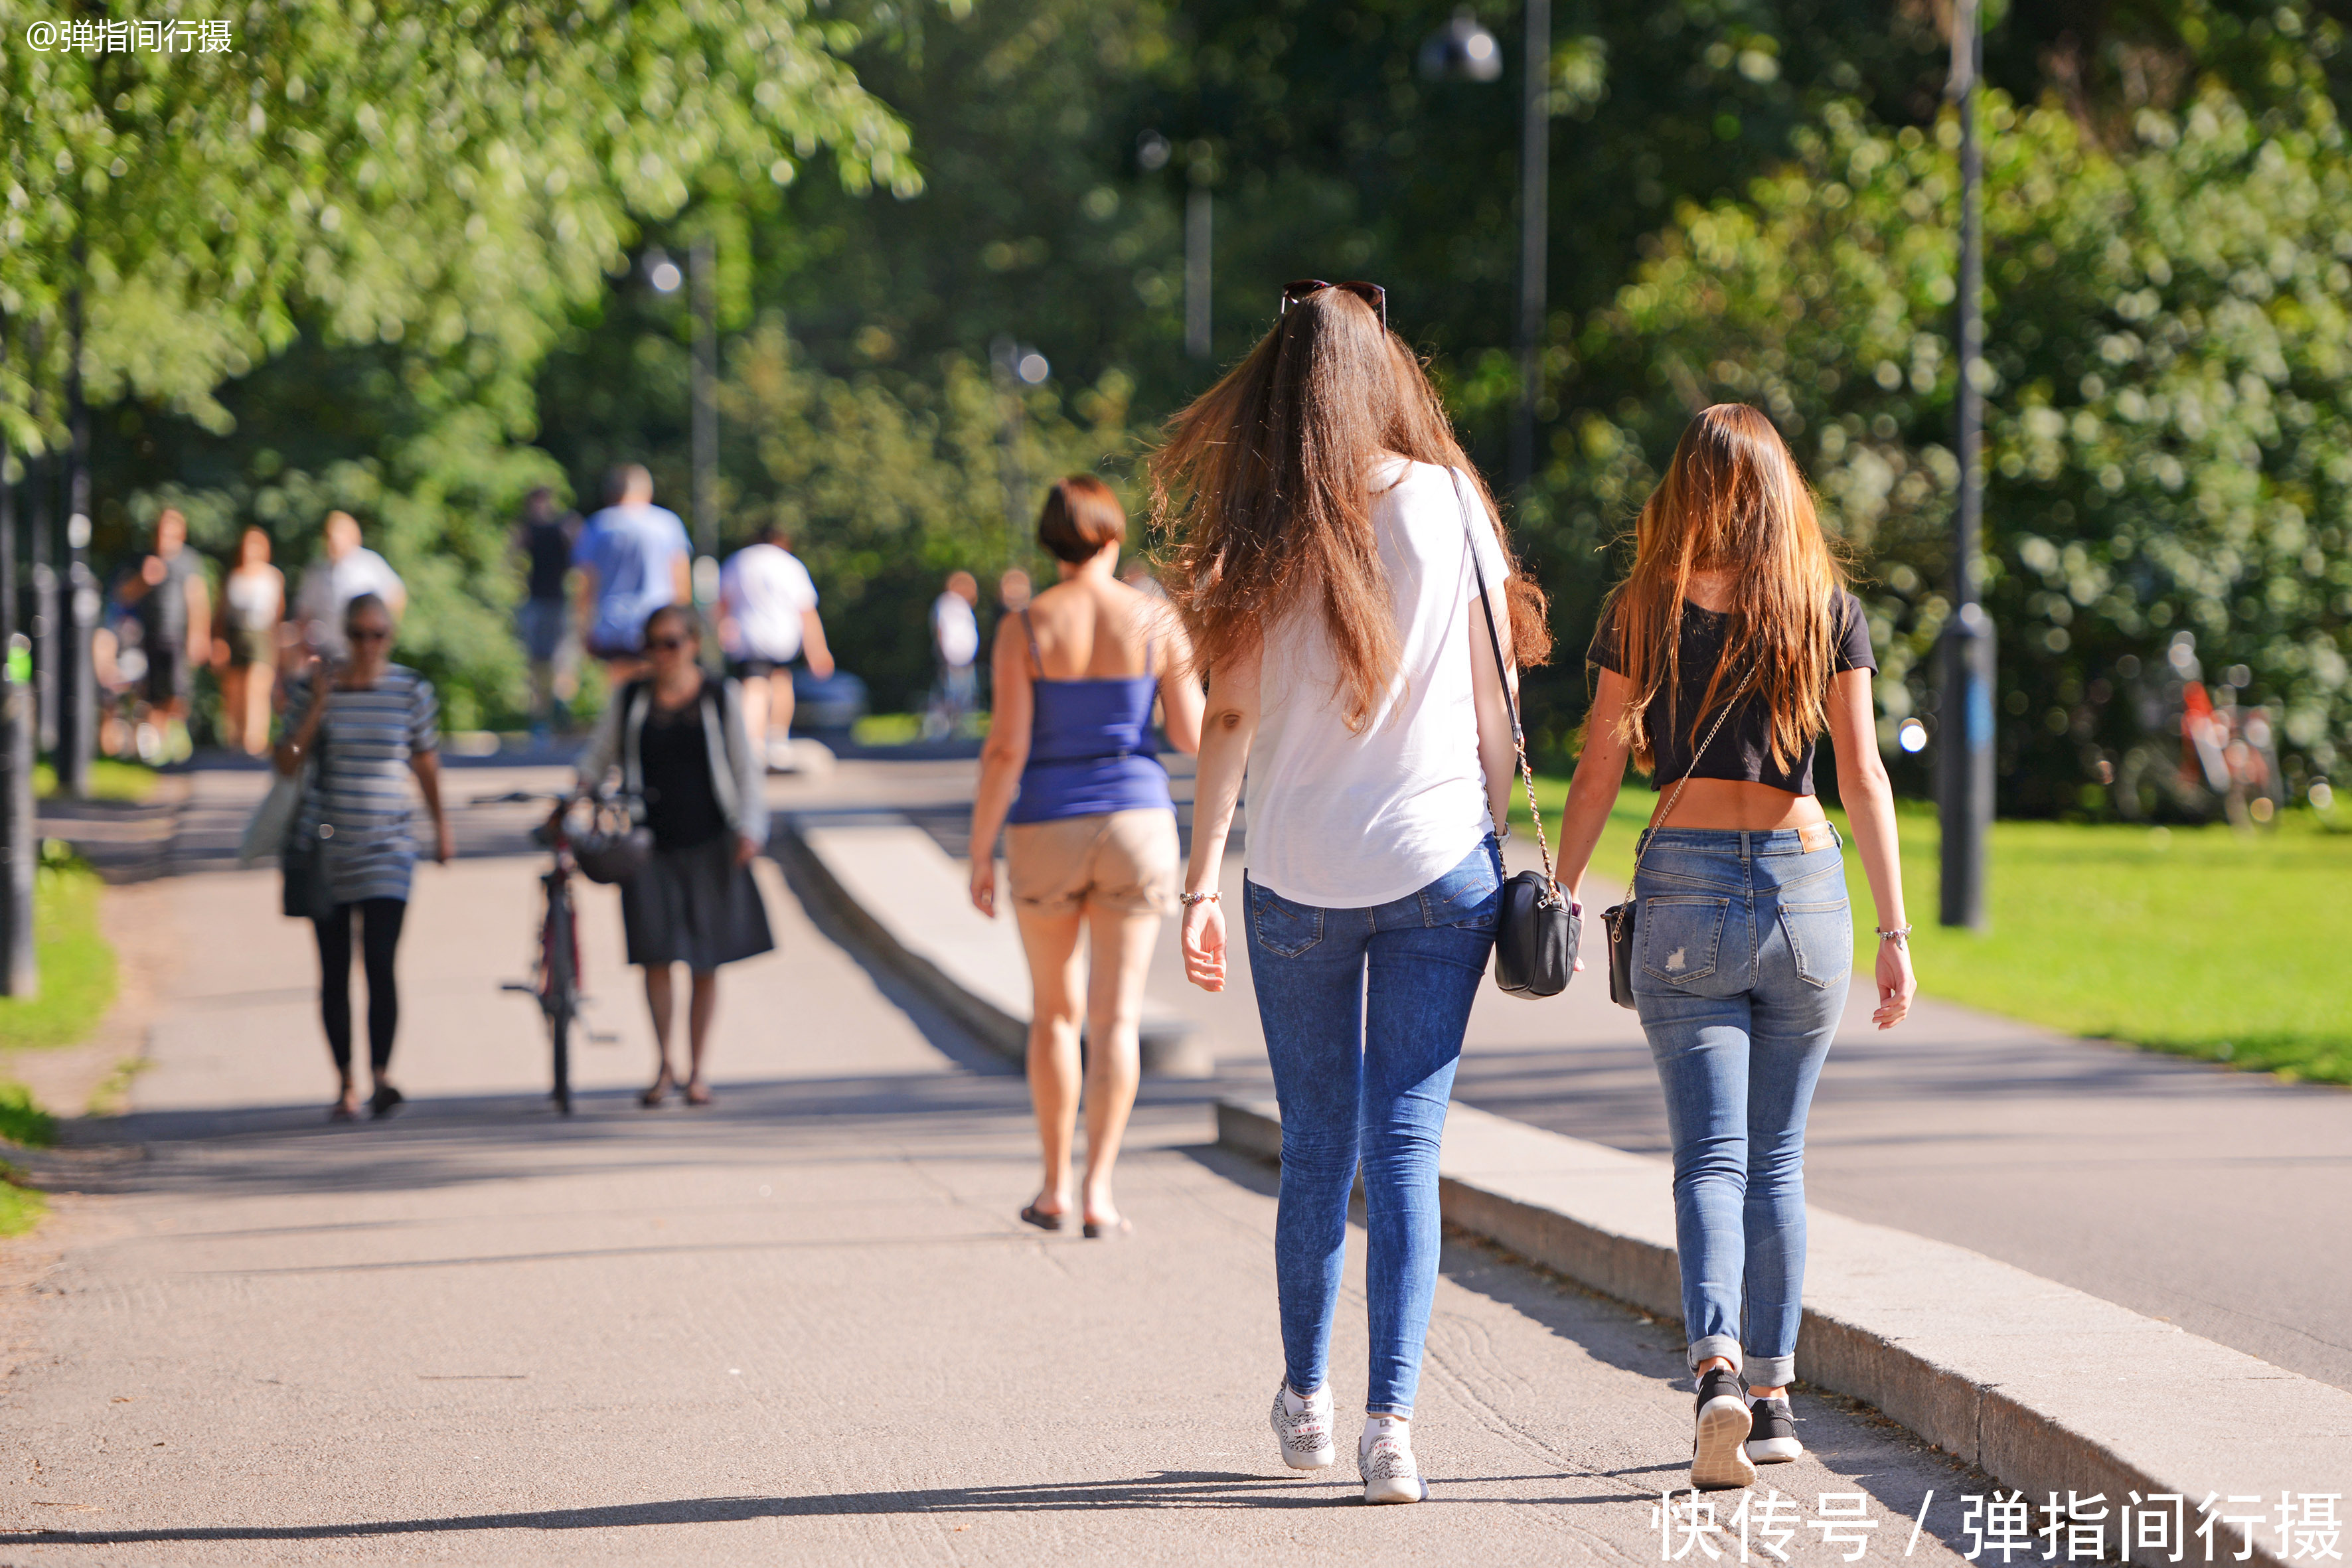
[1249, 883, 1324, 958]
[1779, 898, 1853, 989]
[1639, 895, 1729, 986]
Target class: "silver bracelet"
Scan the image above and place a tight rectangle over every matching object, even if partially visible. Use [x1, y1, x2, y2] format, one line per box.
[1875, 923, 1913, 946]
[1178, 891, 1220, 907]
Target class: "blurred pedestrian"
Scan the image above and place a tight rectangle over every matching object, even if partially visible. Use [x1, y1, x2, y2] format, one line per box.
[513, 487, 580, 744]
[718, 522, 834, 770]
[293, 512, 406, 661]
[1158, 281, 1545, 1503]
[574, 465, 690, 682]
[118, 507, 210, 761]
[214, 526, 285, 757]
[926, 570, 980, 738]
[274, 593, 450, 1123]
[576, 605, 771, 1109]
[968, 477, 1204, 1240]
[1552, 404, 1914, 1492]
[996, 566, 1032, 618]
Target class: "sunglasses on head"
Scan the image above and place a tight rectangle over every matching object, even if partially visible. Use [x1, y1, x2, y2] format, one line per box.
[1280, 278, 1387, 332]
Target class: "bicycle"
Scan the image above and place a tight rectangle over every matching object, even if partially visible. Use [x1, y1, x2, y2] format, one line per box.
[471, 789, 613, 1115]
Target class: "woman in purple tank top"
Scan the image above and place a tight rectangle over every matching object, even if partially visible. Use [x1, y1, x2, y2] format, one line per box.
[969, 477, 1207, 1239]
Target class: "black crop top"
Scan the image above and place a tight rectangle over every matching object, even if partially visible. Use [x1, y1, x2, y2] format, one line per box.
[1587, 591, 1875, 797]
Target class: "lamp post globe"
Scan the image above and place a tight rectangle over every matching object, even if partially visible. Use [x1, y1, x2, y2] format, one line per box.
[1419, 8, 1502, 83]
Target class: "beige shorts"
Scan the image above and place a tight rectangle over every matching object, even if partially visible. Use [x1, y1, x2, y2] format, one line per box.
[1005, 809, 1178, 917]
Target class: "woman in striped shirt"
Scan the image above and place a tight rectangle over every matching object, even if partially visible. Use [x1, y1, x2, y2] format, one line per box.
[275, 593, 451, 1121]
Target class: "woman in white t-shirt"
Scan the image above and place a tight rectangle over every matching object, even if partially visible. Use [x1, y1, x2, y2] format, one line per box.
[1155, 280, 1552, 1504]
[717, 523, 834, 767]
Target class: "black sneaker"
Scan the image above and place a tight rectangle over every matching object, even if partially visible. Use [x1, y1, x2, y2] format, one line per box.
[1745, 1395, 1802, 1464]
[1690, 1366, 1757, 1491]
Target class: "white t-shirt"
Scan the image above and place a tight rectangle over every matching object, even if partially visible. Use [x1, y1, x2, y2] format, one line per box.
[932, 592, 979, 669]
[296, 547, 405, 658]
[1243, 461, 1510, 907]
[718, 543, 819, 662]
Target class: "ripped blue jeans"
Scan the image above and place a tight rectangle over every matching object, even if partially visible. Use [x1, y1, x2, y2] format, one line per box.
[1632, 826, 1852, 1388]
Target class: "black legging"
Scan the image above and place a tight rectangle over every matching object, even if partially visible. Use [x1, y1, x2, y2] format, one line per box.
[313, 898, 408, 1075]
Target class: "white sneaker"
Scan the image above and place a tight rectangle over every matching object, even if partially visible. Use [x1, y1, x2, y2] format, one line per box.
[1269, 1382, 1335, 1471]
[1358, 1416, 1427, 1504]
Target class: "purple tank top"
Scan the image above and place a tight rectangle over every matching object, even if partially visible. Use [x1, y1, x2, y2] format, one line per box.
[1006, 612, 1173, 824]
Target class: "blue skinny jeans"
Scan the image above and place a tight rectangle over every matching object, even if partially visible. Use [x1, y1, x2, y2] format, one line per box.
[1632, 826, 1853, 1388]
[1245, 836, 1500, 1417]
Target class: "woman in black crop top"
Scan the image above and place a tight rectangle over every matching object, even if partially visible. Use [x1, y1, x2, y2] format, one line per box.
[1552, 405, 1914, 1494]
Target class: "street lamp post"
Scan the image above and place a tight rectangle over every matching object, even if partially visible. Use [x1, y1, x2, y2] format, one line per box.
[1938, 0, 1994, 930]
[0, 317, 34, 997]
[1511, 0, 1550, 503]
[1422, 4, 1549, 501]
[688, 235, 720, 617]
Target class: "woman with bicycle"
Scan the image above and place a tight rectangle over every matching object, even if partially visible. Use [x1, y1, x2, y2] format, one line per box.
[576, 603, 771, 1107]
[275, 592, 451, 1122]
[1552, 404, 1915, 1492]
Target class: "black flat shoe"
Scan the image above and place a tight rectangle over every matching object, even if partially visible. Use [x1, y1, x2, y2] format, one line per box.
[1018, 1204, 1064, 1233]
[368, 1083, 406, 1120]
[1082, 1215, 1133, 1240]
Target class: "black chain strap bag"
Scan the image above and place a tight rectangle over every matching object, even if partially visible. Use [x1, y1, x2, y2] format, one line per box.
[1458, 481, 1578, 999]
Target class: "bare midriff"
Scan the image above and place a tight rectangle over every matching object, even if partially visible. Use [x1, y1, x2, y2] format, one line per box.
[1650, 777, 1829, 832]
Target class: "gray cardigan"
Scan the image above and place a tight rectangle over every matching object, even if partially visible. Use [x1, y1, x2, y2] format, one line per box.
[575, 676, 769, 846]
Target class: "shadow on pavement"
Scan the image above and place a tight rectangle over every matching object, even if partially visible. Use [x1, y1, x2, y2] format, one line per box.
[11, 1470, 1672, 1543]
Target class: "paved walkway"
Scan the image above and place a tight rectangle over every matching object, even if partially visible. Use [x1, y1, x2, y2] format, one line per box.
[1, 763, 1981, 1561]
[884, 750, 2352, 1395]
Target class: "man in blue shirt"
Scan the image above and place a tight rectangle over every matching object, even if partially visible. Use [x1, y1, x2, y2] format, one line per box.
[573, 465, 692, 679]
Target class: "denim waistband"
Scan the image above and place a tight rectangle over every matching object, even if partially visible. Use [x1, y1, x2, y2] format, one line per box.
[1636, 823, 1843, 859]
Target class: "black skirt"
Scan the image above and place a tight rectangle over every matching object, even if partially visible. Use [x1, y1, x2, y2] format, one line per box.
[619, 834, 775, 971]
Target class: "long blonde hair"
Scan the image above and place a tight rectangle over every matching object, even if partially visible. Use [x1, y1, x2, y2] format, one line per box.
[1605, 404, 1845, 773]
[1150, 285, 1550, 732]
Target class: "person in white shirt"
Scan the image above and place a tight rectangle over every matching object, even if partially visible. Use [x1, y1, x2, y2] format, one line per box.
[1156, 279, 1551, 1506]
[293, 512, 407, 662]
[926, 570, 982, 739]
[716, 523, 835, 767]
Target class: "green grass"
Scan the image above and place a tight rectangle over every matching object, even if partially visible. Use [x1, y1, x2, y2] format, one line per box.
[0, 1176, 46, 1237]
[1512, 779, 2352, 1084]
[0, 862, 119, 1052]
[851, 711, 988, 745]
[33, 758, 160, 803]
[0, 1082, 56, 1148]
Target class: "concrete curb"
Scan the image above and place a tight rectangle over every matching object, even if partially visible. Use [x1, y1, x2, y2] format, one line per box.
[1217, 1098, 2349, 1568]
[778, 811, 1210, 1077]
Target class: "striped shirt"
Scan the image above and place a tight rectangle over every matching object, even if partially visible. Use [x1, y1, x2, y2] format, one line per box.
[283, 665, 440, 905]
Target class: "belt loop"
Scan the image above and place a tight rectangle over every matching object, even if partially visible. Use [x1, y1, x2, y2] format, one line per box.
[1739, 829, 1751, 862]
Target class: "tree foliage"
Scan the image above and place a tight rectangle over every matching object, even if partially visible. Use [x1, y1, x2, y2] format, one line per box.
[1554, 88, 2352, 808]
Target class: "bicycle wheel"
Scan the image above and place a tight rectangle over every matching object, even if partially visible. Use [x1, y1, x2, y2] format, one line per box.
[548, 892, 577, 1117]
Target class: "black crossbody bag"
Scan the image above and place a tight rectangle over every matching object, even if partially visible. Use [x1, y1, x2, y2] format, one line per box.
[1601, 682, 1746, 1009]
[1457, 481, 1578, 999]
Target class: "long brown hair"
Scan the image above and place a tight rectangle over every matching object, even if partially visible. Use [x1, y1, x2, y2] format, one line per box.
[1150, 285, 1550, 731]
[1605, 404, 1846, 773]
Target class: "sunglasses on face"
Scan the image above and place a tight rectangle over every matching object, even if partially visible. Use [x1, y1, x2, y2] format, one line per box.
[1280, 278, 1387, 332]
[347, 627, 390, 644]
[649, 635, 694, 652]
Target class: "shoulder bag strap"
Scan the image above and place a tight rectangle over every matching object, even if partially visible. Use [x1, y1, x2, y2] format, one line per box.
[1452, 471, 1555, 892]
[1629, 665, 1753, 882]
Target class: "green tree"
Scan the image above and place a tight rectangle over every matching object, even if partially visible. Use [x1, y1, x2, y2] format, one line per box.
[7, 0, 917, 726]
[1553, 88, 2352, 811]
